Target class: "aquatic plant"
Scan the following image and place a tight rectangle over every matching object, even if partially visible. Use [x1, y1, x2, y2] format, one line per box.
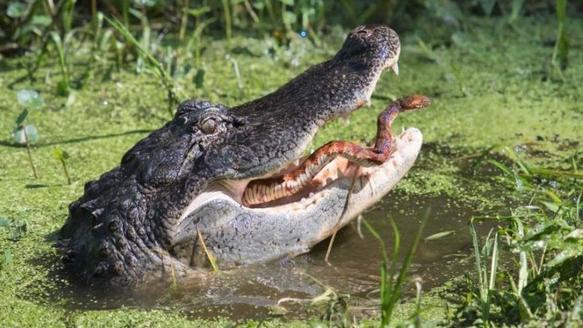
[276, 274, 354, 327]
[0, 217, 27, 242]
[51, 147, 71, 185]
[509, 0, 526, 22]
[12, 89, 44, 179]
[90, 12, 114, 65]
[2, 0, 51, 53]
[185, 6, 212, 65]
[221, 0, 232, 44]
[49, 32, 70, 96]
[552, 0, 569, 79]
[467, 223, 499, 327]
[450, 151, 583, 327]
[61, 0, 75, 34]
[184, 6, 214, 89]
[105, 16, 179, 114]
[364, 210, 429, 327]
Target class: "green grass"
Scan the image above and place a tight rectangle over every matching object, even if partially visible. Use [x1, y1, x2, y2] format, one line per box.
[0, 14, 582, 327]
[364, 211, 429, 327]
[448, 151, 583, 327]
[105, 16, 179, 114]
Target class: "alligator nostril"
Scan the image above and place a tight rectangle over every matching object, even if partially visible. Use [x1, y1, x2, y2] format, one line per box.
[357, 29, 370, 36]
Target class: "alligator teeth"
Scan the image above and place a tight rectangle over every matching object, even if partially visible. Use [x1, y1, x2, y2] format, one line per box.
[391, 62, 399, 75]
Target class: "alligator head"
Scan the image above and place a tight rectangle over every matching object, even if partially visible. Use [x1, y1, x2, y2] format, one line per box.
[59, 25, 424, 286]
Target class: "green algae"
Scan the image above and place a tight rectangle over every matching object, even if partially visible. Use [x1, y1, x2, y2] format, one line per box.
[0, 17, 582, 326]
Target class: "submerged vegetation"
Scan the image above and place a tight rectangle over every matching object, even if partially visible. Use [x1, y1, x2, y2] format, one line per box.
[0, 0, 582, 327]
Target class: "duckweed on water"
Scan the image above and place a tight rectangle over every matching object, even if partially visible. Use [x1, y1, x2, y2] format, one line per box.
[0, 14, 582, 327]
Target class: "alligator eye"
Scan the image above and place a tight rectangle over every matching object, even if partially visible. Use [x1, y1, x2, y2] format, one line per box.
[356, 28, 370, 37]
[200, 117, 218, 134]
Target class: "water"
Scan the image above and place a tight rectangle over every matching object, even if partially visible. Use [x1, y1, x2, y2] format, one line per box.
[54, 190, 496, 321]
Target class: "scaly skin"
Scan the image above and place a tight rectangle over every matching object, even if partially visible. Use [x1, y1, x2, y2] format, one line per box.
[58, 25, 418, 287]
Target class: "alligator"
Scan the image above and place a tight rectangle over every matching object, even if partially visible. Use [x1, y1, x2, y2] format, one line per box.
[59, 24, 431, 287]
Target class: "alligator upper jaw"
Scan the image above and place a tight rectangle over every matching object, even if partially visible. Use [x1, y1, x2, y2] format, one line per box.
[174, 128, 422, 268]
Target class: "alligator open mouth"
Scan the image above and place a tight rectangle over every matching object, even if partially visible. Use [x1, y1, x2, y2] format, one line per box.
[178, 88, 432, 231]
[175, 127, 424, 269]
[165, 42, 431, 268]
[175, 96, 430, 269]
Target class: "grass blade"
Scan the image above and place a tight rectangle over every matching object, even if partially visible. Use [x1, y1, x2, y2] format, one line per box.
[104, 16, 178, 114]
[196, 227, 219, 272]
[364, 208, 430, 327]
